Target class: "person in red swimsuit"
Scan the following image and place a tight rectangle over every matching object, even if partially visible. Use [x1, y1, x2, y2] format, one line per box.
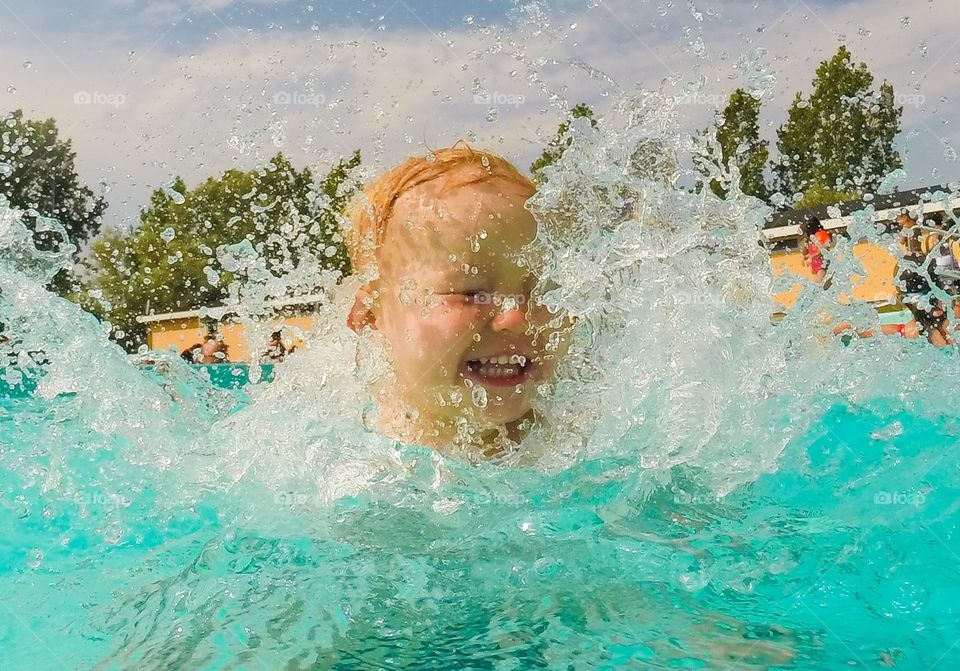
[800, 217, 832, 283]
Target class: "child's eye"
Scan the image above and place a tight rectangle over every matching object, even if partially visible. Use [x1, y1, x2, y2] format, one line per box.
[444, 290, 492, 305]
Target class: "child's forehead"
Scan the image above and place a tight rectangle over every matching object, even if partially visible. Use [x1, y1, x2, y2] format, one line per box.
[389, 178, 533, 241]
[380, 180, 536, 277]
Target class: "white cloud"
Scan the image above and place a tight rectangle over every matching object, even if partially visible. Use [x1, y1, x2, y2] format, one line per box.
[1, 0, 959, 228]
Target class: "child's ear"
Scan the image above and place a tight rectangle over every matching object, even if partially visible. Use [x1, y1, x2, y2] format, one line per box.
[347, 286, 377, 332]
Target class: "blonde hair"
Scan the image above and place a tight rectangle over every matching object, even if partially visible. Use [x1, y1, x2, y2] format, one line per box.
[345, 145, 535, 275]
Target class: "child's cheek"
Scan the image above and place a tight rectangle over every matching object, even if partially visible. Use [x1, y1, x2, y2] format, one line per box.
[418, 303, 484, 339]
[392, 306, 478, 367]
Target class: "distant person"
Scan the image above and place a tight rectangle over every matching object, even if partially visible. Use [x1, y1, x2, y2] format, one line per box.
[926, 228, 960, 336]
[894, 213, 953, 346]
[897, 212, 924, 260]
[926, 229, 960, 308]
[262, 330, 287, 362]
[800, 216, 832, 284]
[199, 335, 228, 363]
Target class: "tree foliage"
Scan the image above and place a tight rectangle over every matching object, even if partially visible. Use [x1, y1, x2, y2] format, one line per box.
[78, 152, 361, 348]
[696, 89, 769, 201]
[0, 109, 107, 293]
[774, 46, 902, 205]
[530, 103, 597, 183]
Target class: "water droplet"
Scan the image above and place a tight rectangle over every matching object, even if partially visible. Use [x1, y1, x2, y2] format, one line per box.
[6, 85, 15, 94]
[900, 16, 911, 27]
[485, 108, 499, 122]
[164, 186, 185, 204]
[943, 140, 957, 163]
[204, 266, 220, 286]
[22, 61, 32, 69]
[471, 386, 488, 408]
[160, 227, 176, 243]
[26, 548, 43, 569]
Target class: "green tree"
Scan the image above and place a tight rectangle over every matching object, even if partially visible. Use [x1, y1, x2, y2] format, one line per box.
[531, 103, 597, 183]
[774, 46, 902, 206]
[77, 152, 361, 349]
[0, 109, 107, 293]
[792, 184, 862, 209]
[696, 89, 769, 201]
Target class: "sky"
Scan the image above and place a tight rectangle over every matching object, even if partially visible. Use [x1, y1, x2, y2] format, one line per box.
[2, 0, 960, 227]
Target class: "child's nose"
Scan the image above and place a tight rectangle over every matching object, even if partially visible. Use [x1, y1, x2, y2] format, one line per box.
[491, 306, 528, 332]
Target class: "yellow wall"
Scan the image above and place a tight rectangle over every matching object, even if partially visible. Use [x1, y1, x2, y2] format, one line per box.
[146, 315, 318, 362]
[848, 242, 898, 303]
[146, 317, 205, 356]
[771, 241, 898, 309]
[221, 316, 316, 362]
[219, 322, 248, 362]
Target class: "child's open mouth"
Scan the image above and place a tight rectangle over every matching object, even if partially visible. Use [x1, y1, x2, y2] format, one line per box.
[463, 354, 534, 387]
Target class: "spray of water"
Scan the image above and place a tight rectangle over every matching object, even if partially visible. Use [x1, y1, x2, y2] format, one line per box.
[3, 81, 959, 506]
[4, 12, 960, 667]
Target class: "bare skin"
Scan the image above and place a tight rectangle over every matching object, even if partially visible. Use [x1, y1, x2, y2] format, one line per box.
[348, 169, 570, 453]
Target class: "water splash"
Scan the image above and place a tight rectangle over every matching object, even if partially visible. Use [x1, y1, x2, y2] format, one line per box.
[3, 14, 960, 669]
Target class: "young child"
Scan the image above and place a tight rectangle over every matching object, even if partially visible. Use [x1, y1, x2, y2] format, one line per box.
[344, 146, 570, 454]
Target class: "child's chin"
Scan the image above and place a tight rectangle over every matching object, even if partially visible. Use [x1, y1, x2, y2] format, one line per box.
[477, 399, 530, 424]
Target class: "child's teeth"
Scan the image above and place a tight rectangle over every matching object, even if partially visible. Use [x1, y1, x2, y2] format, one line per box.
[470, 355, 528, 377]
[477, 354, 527, 366]
[478, 364, 518, 378]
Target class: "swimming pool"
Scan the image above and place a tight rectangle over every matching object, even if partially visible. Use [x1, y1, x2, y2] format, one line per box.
[3, 364, 959, 669]
[3, 51, 959, 667]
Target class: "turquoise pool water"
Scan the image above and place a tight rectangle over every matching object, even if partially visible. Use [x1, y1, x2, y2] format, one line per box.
[2, 365, 958, 670]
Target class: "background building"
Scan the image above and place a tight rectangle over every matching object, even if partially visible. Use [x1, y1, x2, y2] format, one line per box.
[762, 185, 960, 316]
[136, 294, 326, 362]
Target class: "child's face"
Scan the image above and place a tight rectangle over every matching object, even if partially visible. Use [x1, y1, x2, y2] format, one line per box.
[370, 173, 565, 432]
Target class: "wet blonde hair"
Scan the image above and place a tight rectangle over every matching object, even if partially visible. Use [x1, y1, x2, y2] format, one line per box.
[346, 145, 535, 275]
